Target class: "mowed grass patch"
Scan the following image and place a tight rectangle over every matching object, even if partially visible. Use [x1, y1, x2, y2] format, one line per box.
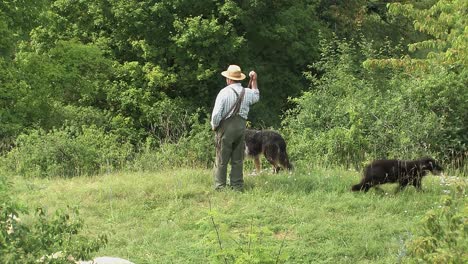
[11, 166, 463, 263]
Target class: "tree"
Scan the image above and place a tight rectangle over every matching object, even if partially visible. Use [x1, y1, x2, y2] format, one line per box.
[364, 0, 468, 161]
[27, 0, 327, 127]
[365, 0, 467, 69]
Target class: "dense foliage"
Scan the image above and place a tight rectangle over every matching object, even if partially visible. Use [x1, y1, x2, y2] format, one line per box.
[406, 184, 467, 263]
[4, 126, 133, 177]
[283, 0, 467, 167]
[1, 1, 466, 262]
[283, 33, 467, 167]
[1, 0, 467, 175]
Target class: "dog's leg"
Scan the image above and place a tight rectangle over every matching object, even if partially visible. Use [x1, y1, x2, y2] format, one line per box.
[278, 148, 293, 171]
[373, 185, 386, 194]
[254, 156, 261, 174]
[412, 177, 423, 191]
[396, 182, 408, 193]
[264, 145, 281, 174]
[273, 163, 281, 173]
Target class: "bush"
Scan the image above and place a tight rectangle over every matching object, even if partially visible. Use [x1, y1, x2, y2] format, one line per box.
[3, 126, 133, 177]
[282, 35, 466, 169]
[132, 115, 214, 171]
[405, 182, 467, 263]
[0, 175, 107, 263]
[201, 210, 289, 264]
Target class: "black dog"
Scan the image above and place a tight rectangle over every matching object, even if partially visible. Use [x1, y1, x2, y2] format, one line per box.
[244, 129, 293, 173]
[352, 157, 443, 192]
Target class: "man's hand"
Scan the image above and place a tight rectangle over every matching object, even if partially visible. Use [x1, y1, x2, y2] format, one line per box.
[249, 71, 258, 90]
[249, 71, 257, 80]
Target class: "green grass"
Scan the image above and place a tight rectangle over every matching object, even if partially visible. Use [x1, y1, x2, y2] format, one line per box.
[11, 166, 465, 263]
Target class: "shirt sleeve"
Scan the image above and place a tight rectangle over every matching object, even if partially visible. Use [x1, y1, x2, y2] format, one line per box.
[211, 91, 226, 129]
[248, 88, 260, 105]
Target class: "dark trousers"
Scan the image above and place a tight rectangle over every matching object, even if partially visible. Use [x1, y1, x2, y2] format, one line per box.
[214, 115, 246, 190]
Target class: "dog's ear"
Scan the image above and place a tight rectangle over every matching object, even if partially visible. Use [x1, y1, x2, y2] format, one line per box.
[426, 159, 443, 172]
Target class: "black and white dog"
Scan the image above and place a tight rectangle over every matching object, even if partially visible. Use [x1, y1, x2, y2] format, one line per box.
[244, 129, 293, 173]
[352, 157, 443, 192]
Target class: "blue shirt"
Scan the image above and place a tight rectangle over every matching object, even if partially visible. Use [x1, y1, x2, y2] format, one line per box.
[211, 83, 260, 129]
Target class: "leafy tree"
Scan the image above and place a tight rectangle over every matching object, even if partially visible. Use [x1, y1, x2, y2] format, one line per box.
[0, 0, 49, 57]
[283, 0, 467, 168]
[27, 0, 327, 127]
[3, 41, 113, 134]
[388, 0, 467, 67]
[365, 0, 468, 161]
[0, 13, 15, 58]
[0, 59, 20, 150]
[3, 0, 466, 172]
[316, 0, 427, 53]
[0, 1, 50, 148]
[282, 35, 435, 166]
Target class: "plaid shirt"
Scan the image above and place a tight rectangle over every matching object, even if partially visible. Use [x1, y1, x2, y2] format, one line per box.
[211, 83, 260, 130]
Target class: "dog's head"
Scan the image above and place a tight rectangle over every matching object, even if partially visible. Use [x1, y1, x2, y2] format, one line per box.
[420, 157, 443, 175]
[244, 129, 258, 140]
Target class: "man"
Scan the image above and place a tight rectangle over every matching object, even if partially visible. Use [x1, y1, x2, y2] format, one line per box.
[211, 65, 259, 191]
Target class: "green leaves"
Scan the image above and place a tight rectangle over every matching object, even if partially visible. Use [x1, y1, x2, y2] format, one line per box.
[48, 41, 113, 105]
[406, 183, 467, 263]
[4, 126, 133, 177]
[283, 33, 464, 167]
[284, 1, 467, 167]
[386, 0, 467, 68]
[0, 175, 107, 263]
[203, 210, 289, 263]
[1, 0, 466, 173]
[0, 14, 15, 58]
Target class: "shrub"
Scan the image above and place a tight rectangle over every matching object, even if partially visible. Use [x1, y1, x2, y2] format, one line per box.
[3, 126, 133, 177]
[201, 210, 289, 264]
[405, 182, 467, 263]
[131, 115, 214, 171]
[283, 34, 464, 169]
[0, 175, 107, 263]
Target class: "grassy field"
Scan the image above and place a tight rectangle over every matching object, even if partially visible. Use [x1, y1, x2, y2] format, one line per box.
[11, 165, 466, 263]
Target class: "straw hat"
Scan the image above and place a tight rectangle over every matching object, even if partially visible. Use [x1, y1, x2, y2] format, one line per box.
[221, 65, 246, 81]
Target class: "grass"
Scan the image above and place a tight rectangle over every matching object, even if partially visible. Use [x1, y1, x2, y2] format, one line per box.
[11, 165, 466, 263]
